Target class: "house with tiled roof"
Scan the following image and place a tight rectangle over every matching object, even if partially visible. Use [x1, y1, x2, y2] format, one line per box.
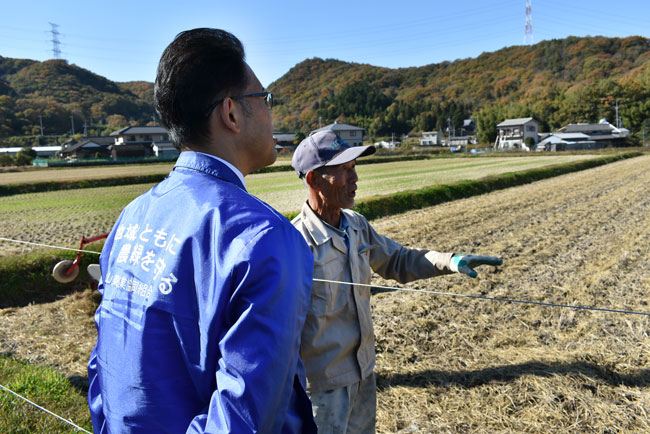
[60, 136, 114, 160]
[311, 121, 365, 146]
[109, 126, 176, 159]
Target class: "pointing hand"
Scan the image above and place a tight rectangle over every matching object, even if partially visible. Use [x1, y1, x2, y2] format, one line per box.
[451, 255, 502, 278]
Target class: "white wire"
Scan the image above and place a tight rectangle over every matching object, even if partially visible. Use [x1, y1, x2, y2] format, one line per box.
[313, 279, 650, 317]
[1, 236, 648, 316]
[0, 383, 92, 434]
[0, 237, 101, 255]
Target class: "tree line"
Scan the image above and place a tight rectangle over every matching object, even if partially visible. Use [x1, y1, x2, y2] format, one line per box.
[268, 36, 650, 143]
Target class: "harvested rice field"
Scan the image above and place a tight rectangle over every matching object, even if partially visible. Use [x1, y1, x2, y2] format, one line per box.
[0, 155, 596, 256]
[0, 154, 649, 432]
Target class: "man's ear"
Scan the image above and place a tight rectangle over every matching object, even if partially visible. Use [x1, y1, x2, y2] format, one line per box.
[216, 98, 243, 134]
[305, 170, 321, 190]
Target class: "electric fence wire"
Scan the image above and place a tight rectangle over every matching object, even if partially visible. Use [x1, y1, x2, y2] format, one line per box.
[0, 237, 101, 255]
[1, 236, 649, 317]
[313, 279, 650, 317]
[0, 384, 92, 434]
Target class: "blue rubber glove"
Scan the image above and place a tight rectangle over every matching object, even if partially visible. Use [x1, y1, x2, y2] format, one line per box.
[450, 254, 502, 278]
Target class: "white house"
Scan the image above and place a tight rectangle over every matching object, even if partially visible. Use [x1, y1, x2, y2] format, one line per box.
[109, 126, 173, 159]
[110, 126, 170, 146]
[495, 117, 540, 151]
[311, 121, 364, 146]
[374, 140, 400, 149]
[420, 131, 441, 146]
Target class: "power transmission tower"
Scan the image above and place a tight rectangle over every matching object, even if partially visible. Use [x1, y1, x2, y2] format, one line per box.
[49, 22, 62, 59]
[524, 0, 533, 45]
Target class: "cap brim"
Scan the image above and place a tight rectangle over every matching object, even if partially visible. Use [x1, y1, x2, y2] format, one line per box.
[324, 145, 376, 167]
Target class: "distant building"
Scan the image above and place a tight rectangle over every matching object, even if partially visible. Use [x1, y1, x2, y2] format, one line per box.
[374, 140, 400, 149]
[273, 132, 297, 147]
[535, 133, 596, 152]
[0, 146, 61, 158]
[495, 117, 540, 151]
[420, 131, 442, 146]
[109, 126, 175, 159]
[462, 118, 476, 135]
[557, 119, 629, 147]
[448, 136, 474, 147]
[311, 121, 364, 146]
[60, 136, 114, 160]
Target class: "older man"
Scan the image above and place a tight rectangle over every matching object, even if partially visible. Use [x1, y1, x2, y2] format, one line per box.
[291, 130, 502, 433]
[88, 29, 316, 433]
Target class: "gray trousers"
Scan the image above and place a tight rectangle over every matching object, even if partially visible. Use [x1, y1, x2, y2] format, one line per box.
[308, 372, 377, 434]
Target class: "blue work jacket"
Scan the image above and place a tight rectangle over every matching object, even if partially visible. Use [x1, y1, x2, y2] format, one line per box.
[88, 151, 316, 433]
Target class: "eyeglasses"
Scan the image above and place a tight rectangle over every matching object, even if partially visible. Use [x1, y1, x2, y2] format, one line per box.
[204, 91, 274, 117]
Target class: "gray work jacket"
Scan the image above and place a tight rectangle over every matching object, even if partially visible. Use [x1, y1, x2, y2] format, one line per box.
[292, 202, 454, 393]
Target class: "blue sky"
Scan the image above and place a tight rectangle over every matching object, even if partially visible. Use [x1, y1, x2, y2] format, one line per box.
[0, 0, 647, 87]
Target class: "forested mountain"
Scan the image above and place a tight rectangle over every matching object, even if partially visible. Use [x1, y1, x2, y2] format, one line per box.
[1, 35, 649, 146]
[0, 57, 154, 141]
[268, 35, 650, 143]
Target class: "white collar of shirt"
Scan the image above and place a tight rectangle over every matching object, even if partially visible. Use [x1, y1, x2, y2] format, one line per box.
[196, 152, 246, 189]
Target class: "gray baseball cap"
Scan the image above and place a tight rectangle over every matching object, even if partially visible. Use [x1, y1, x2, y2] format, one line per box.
[291, 130, 376, 177]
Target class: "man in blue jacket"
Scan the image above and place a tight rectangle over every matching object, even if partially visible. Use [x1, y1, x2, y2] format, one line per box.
[87, 28, 317, 433]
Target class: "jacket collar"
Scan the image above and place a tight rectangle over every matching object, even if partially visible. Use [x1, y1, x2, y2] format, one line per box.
[173, 151, 246, 191]
[300, 202, 348, 254]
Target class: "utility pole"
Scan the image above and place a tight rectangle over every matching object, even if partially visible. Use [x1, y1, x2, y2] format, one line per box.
[615, 101, 620, 128]
[83, 122, 88, 136]
[38, 115, 44, 136]
[70, 115, 75, 135]
[49, 22, 62, 59]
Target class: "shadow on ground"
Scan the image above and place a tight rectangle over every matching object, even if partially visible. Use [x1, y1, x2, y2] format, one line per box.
[377, 360, 650, 390]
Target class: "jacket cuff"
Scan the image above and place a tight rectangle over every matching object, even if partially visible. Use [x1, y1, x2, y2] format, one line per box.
[424, 251, 455, 274]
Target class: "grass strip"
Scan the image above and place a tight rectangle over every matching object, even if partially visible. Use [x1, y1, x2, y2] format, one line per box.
[0, 355, 91, 434]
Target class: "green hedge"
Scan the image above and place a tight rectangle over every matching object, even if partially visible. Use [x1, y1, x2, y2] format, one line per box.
[348, 152, 641, 221]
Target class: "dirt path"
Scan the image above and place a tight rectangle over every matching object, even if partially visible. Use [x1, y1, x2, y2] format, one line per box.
[1, 155, 649, 432]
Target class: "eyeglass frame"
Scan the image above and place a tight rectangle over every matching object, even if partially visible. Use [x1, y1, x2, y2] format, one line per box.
[204, 91, 273, 117]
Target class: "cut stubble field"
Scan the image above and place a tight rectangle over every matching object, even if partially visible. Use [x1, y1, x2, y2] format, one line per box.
[0, 154, 649, 432]
[0, 155, 596, 256]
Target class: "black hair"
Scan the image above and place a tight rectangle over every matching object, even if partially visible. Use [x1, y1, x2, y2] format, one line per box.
[154, 28, 247, 149]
